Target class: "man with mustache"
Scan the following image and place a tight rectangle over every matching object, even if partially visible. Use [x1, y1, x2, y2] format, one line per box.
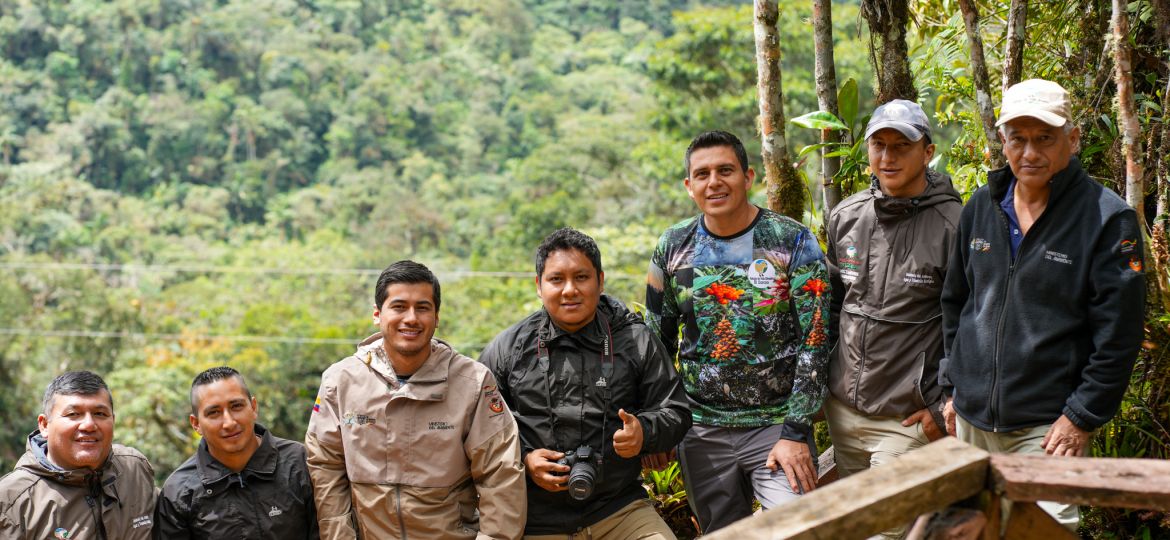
[306, 260, 526, 539]
[0, 371, 157, 539]
[941, 79, 1145, 529]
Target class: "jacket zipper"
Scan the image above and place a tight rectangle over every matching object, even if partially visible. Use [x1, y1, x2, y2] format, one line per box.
[394, 483, 408, 539]
[990, 264, 1014, 432]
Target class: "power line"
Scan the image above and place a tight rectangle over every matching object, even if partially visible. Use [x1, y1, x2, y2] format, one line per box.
[0, 327, 487, 351]
[0, 262, 642, 280]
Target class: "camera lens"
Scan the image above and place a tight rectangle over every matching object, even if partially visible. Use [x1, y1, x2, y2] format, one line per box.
[566, 461, 595, 500]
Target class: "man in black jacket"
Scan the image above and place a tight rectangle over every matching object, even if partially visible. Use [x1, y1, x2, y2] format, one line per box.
[940, 79, 1145, 529]
[155, 367, 319, 539]
[480, 228, 691, 539]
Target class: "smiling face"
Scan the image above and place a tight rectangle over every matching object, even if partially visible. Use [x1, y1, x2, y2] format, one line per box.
[537, 248, 604, 333]
[685, 145, 756, 230]
[190, 377, 259, 463]
[867, 128, 935, 198]
[1000, 116, 1079, 190]
[38, 392, 115, 471]
[374, 282, 439, 365]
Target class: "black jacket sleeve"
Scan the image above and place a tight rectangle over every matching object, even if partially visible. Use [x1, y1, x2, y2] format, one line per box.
[939, 202, 974, 397]
[153, 488, 193, 540]
[1064, 210, 1144, 430]
[633, 327, 692, 453]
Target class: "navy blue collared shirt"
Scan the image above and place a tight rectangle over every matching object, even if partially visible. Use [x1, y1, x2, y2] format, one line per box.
[1000, 178, 1024, 260]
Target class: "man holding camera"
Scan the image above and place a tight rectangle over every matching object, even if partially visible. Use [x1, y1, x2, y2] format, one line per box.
[480, 228, 691, 539]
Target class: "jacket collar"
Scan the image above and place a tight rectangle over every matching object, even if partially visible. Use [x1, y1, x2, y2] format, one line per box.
[988, 155, 1086, 203]
[355, 336, 456, 402]
[195, 423, 278, 487]
[869, 169, 961, 220]
[537, 294, 632, 347]
[20, 430, 123, 501]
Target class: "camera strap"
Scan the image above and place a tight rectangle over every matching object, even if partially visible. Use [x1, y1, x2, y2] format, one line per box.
[535, 312, 615, 455]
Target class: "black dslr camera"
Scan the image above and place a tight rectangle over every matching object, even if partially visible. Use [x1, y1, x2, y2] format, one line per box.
[556, 445, 602, 500]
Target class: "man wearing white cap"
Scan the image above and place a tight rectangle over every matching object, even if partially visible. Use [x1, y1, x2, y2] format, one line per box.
[825, 99, 962, 538]
[939, 79, 1145, 529]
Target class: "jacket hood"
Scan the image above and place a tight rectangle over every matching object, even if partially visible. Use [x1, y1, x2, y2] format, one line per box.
[18, 430, 108, 486]
[870, 168, 962, 220]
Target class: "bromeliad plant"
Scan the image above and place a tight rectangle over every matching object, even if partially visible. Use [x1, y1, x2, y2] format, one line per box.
[643, 460, 699, 539]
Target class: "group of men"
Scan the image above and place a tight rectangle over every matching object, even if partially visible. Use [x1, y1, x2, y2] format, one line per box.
[0, 78, 1144, 539]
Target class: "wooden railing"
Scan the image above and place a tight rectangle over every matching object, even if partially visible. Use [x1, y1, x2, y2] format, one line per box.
[704, 437, 1170, 539]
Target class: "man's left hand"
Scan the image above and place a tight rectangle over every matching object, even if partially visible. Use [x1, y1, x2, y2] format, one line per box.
[1041, 414, 1091, 457]
[902, 408, 945, 441]
[766, 438, 817, 494]
[612, 409, 644, 458]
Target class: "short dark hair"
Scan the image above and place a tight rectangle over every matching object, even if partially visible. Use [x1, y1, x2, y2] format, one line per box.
[190, 366, 252, 415]
[374, 260, 441, 311]
[684, 130, 750, 177]
[42, 371, 112, 417]
[535, 228, 603, 278]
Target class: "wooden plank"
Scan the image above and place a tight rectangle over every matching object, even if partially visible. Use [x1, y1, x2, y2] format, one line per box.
[981, 492, 1001, 540]
[704, 437, 990, 540]
[816, 446, 838, 487]
[990, 453, 1170, 511]
[1003, 501, 1077, 539]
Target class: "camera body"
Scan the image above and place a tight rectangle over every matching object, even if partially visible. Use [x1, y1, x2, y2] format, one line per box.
[556, 445, 603, 500]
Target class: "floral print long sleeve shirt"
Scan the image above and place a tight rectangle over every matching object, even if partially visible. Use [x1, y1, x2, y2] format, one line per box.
[645, 208, 830, 438]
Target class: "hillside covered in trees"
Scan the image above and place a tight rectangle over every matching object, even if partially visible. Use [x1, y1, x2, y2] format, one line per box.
[3, 0, 1170, 536]
[0, 0, 872, 476]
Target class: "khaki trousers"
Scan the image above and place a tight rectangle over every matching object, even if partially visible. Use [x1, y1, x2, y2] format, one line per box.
[956, 415, 1080, 531]
[825, 395, 930, 539]
[523, 499, 677, 540]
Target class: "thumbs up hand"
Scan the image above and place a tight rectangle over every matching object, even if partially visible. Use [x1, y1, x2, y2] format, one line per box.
[612, 409, 644, 458]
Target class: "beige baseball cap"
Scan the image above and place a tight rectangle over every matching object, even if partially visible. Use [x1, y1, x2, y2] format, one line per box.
[996, 79, 1071, 127]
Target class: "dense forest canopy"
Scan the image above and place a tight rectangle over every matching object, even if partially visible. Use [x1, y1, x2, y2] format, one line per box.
[0, 0, 872, 475]
[3, 1, 1169, 535]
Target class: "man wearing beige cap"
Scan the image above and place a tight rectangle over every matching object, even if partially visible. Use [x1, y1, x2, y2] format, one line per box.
[939, 79, 1145, 529]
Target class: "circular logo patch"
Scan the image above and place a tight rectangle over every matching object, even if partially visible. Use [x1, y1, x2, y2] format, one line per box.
[747, 258, 776, 289]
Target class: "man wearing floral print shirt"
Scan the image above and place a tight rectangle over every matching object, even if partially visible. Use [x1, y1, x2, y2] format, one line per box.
[645, 130, 831, 533]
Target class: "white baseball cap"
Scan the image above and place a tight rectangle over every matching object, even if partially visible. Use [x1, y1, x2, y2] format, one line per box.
[996, 79, 1072, 127]
[865, 99, 932, 142]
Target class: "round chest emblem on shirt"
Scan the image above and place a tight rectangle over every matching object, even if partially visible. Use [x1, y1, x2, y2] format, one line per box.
[748, 258, 777, 289]
[489, 395, 504, 413]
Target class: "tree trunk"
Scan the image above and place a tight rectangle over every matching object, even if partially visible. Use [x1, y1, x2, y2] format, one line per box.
[1151, 33, 1170, 310]
[1112, 0, 1144, 223]
[754, 0, 804, 220]
[813, 0, 842, 215]
[957, 0, 1005, 169]
[1002, 0, 1028, 92]
[861, 0, 917, 102]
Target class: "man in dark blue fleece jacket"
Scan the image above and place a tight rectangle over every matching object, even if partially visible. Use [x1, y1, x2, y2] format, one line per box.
[940, 79, 1145, 530]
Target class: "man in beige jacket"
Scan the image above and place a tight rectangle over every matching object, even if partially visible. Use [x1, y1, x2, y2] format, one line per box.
[306, 260, 526, 539]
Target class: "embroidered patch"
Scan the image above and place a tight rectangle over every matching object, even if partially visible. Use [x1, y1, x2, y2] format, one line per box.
[343, 412, 377, 426]
[1044, 250, 1072, 265]
[1121, 239, 1137, 254]
[970, 238, 991, 252]
[268, 506, 283, 517]
[131, 515, 152, 529]
[429, 421, 455, 430]
[1129, 256, 1143, 272]
[747, 258, 777, 289]
[846, 246, 858, 259]
[312, 396, 320, 413]
[903, 272, 936, 286]
[54, 528, 72, 539]
[489, 395, 504, 413]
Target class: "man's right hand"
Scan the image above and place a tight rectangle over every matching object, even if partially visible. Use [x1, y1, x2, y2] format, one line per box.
[524, 448, 570, 492]
[943, 397, 957, 437]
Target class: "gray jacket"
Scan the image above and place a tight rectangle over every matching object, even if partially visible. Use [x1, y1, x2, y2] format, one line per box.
[827, 170, 962, 428]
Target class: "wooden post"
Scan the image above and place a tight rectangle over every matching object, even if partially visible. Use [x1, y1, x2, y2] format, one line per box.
[753, 0, 804, 220]
[957, 0, 1005, 169]
[812, 0, 842, 214]
[1002, 501, 1077, 539]
[704, 438, 990, 539]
